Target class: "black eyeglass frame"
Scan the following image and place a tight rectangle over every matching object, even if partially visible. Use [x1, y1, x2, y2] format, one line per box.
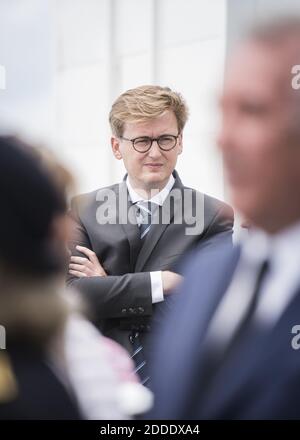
[120, 133, 181, 153]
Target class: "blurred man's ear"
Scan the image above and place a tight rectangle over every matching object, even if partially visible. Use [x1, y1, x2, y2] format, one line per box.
[111, 137, 123, 160]
[178, 133, 183, 155]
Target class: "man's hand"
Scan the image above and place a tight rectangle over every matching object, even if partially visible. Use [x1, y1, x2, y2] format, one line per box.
[162, 271, 183, 294]
[69, 245, 107, 278]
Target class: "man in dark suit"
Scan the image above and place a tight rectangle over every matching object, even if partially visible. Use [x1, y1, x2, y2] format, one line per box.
[149, 19, 300, 418]
[67, 85, 233, 382]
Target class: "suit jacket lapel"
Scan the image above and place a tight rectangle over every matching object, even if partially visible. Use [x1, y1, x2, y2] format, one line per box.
[134, 171, 184, 272]
[116, 181, 142, 272]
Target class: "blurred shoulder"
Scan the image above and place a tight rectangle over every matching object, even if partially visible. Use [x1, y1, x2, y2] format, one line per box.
[70, 182, 121, 212]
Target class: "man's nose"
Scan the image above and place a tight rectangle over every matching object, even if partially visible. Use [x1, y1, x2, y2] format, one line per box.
[148, 140, 162, 158]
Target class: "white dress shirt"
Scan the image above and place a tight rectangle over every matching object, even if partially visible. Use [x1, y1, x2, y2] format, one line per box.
[206, 220, 300, 352]
[126, 174, 175, 304]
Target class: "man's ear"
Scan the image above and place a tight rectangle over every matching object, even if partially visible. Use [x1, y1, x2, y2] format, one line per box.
[111, 137, 123, 160]
[178, 133, 183, 155]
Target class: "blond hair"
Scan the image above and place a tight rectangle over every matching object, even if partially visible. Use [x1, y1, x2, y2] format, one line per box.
[109, 85, 189, 137]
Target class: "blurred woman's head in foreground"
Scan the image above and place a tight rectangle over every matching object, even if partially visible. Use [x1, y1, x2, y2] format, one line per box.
[0, 136, 75, 346]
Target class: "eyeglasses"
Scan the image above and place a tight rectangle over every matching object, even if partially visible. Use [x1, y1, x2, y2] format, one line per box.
[120, 133, 180, 153]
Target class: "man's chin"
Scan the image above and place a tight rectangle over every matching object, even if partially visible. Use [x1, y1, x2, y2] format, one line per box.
[143, 172, 169, 190]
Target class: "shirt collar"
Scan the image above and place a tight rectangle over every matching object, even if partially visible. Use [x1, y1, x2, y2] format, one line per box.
[126, 174, 175, 206]
[242, 220, 300, 270]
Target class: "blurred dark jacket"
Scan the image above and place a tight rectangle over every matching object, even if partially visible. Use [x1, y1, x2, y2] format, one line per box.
[0, 346, 81, 420]
[149, 241, 300, 419]
[0, 287, 81, 420]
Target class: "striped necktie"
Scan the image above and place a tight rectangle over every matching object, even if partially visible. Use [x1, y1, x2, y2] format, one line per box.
[129, 201, 157, 386]
[130, 331, 150, 386]
[136, 201, 155, 239]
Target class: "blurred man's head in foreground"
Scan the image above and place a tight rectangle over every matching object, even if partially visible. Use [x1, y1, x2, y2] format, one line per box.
[218, 18, 300, 234]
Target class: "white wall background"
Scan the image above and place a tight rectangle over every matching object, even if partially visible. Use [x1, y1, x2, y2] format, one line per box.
[2, 0, 300, 201]
[0, 0, 56, 142]
[0, 0, 227, 199]
[54, 0, 227, 199]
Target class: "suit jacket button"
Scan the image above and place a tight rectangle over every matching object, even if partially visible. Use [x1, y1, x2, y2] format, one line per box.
[138, 307, 144, 313]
